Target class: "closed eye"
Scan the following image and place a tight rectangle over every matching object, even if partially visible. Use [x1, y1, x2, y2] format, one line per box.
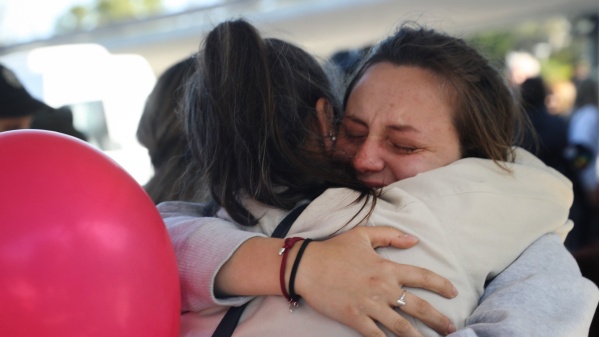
[339, 124, 367, 142]
[346, 132, 367, 140]
[391, 143, 419, 154]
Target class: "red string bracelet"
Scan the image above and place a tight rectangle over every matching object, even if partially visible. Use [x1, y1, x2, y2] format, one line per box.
[288, 238, 313, 310]
[279, 237, 304, 304]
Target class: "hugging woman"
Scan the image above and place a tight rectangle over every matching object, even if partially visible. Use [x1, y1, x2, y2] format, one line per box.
[160, 19, 598, 337]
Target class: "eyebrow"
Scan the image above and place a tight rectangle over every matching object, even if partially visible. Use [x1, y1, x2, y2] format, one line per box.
[388, 124, 419, 133]
[344, 115, 419, 133]
[344, 115, 366, 126]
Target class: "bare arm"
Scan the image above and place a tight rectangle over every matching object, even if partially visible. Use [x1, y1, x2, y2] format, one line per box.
[159, 201, 263, 311]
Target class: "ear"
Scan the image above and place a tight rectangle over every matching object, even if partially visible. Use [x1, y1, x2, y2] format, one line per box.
[315, 97, 335, 151]
[315, 97, 335, 148]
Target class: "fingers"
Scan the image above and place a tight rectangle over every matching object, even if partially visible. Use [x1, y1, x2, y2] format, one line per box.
[395, 264, 458, 299]
[374, 306, 426, 337]
[358, 226, 419, 249]
[346, 317, 389, 337]
[346, 226, 456, 299]
[299, 227, 457, 336]
[391, 291, 456, 335]
[349, 288, 455, 337]
[346, 306, 425, 337]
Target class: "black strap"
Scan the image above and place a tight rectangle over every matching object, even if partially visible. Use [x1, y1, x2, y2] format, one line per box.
[211, 203, 309, 337]
[271, 203, 309, 238]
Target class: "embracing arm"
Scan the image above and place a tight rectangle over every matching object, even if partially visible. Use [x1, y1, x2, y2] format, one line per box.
[159, 201, 266, 311]
[161, 201, 317, 309]
[159, 201, 457, 337]
[449, 233, 599, 337]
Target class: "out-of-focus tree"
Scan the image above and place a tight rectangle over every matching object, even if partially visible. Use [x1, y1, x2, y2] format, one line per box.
[541, 47, 578, 83]
[467, 16, 585, 84]
[96, 0, 163, 24]
[55, 5, 94, 33]
[467, 31, 516, 69]
[55, 0, 163, 33]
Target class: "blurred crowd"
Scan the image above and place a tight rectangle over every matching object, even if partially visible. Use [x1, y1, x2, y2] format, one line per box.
[505, 52, 599, 252]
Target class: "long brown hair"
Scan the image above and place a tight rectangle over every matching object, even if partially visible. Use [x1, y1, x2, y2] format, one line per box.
[345, 24, 528, 164]
[136, 57, 208, 204]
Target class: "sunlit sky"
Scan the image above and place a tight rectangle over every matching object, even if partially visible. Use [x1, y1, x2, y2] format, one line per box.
[0, 0, 88, 42]
[0, 0, 213, 45]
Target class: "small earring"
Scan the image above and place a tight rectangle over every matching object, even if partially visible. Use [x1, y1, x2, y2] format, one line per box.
[329, 132, 337, 142]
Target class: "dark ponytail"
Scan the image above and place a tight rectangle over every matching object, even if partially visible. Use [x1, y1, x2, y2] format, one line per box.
[185, 19, 371, 226]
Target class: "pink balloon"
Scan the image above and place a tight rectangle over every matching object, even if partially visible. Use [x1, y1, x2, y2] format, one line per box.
[0, 130, 180, 337]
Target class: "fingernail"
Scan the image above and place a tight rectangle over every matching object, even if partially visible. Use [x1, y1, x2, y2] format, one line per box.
[451, 286, 459, 297]
[447, 322, 456, 334]
[401, 234, 418, 242]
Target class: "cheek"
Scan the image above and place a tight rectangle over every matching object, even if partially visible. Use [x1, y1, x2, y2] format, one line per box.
[333, 136, 357, 161]
[442, 135, 462, 163]
[386, 156, 420, 181]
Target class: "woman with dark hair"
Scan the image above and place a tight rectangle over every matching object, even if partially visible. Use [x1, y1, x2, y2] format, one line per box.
[565, 78, 599, 250]
[161, 20, 597, 337]
[568, 78, 599, 204]
[164, 20, 456, 336]
[137, 57, 208, 204]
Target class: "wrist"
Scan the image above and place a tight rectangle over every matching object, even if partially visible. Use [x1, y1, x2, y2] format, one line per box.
[288, 239, 313, 305]
[216, 237, 286, 297]
[285, 239, 317, 296]
[279, 237, 313, 311]
[279, 237, 304, 302]
[283, 241, 301, 288]
[290, 239, 325, 301]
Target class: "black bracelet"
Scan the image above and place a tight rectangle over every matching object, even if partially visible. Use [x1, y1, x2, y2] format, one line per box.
[288, 238, 313, 305]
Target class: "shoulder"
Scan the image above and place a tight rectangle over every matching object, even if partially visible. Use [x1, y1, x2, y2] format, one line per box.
[290, 188, 371, 237]
[157, 200, 218, 218]
[383, 149, 571, 203]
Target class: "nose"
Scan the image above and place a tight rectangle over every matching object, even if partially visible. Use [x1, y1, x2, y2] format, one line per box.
[352, 139, 385, 174]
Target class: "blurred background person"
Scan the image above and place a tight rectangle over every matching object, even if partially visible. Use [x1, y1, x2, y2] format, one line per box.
[0, 62, 88, 140]
[547, 80, 578, 117]
[31, 105, 88, 141]
[519, 76, 569, 171]
[518, 75, 595, 251]
[329, 45, 372, 83]
[0, 63, 45, 132]
[506, 51, 541, 87]
[567, 78, 599, 205]
[508, 52, 599, 251]
[564, 77, 599, 249]
[136, 56, 209, 204]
